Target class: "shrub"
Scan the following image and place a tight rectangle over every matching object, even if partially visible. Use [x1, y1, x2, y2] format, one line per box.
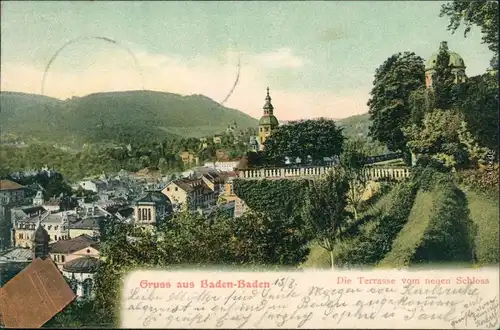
[454, 165, 499, 198]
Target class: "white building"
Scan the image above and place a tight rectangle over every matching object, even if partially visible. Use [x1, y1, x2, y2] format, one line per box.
[62, 256, 101, 299]
[203, 161, 239, 172]
[41, 212, 71, 242]
[77, 180, 107, 193]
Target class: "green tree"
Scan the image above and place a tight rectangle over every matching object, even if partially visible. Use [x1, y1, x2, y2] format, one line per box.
[457, 121, 490, 167]
[264, 118, 344, 165]
[92, 209, 310, 325]
[440, 1, 498, 63]
[367, 52, 425, 156]
[458, 74, 499, 151]
[408, 86, 432, 126]
[403, 109, 468, 170]
[429, 41, 458, 110]
[340, 139, 369, 220]
[302, 170, 351, 268]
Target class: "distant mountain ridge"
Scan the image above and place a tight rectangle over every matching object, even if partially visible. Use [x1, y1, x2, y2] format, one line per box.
[1, 90, 378, 150]
[0, 90, 259, 145]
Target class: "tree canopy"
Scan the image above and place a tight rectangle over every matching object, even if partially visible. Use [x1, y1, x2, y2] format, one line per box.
[263, 118, 344, 165]
[440, 1, 498, 59]
[91, 209, 310, 325]
[458, 73, 499, 152]
[367, 52, 425, 155]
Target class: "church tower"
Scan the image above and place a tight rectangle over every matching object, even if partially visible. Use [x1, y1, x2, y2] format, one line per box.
[258, 87, 279, 151]
[33, 223, 50, 260]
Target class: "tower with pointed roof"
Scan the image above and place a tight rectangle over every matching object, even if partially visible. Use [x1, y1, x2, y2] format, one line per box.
[258, 87, 279, 151]
[33, 224, 50, 260]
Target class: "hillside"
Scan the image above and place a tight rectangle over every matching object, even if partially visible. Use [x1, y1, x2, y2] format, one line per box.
[0, 90, 258, 145]
[1, 90, 388, 153]
[303, 174, 499, 269]
[336, 113, 371, 138]
[337, 113, 389, 155]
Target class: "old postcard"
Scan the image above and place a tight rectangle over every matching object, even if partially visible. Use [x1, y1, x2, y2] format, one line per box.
[0, 1, 498, 329]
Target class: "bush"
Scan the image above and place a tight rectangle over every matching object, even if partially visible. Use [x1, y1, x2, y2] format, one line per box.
[415, 155, 450, 173]
[454, 165, 499, 198]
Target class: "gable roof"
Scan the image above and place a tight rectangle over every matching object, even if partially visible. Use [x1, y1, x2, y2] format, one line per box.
[0, 180, 24, 191]
[168, 178, 213, 193]
[49, 234, 99, 254]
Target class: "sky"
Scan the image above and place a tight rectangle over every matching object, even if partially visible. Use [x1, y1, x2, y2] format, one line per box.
[0, 1, 494, 120]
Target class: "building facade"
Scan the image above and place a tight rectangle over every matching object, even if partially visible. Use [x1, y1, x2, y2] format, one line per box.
[49, 234, 100, 271]
[133, 190, 173, 227]
[0, 180, 26, 207]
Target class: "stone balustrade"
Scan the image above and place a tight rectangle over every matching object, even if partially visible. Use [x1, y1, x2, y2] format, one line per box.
[238, 166, 411, 181]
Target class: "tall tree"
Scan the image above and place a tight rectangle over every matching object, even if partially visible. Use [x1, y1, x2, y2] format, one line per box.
[302, 170, 351, 268]
[367, 52, 425, 156]
[340, 139, 369, 220]
[440, 1, 499, 65]
[263, 118, 344, 165]
[429, 41, 458, 110]
[458, 73, 499, 152]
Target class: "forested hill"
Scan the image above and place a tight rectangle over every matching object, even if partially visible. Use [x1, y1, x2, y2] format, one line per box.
[0, 90, 259, 145]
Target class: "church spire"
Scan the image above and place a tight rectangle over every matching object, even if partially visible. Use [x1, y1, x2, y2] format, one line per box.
[263, 87, 274, 115]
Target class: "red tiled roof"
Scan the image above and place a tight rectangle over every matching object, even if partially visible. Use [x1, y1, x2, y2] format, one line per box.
[0, 258, 76, 328]
[0, 180, 24, 191]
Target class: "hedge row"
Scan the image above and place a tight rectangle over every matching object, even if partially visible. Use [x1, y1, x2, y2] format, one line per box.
[377, 189, 435, 268]
[232, 179, 310, 219]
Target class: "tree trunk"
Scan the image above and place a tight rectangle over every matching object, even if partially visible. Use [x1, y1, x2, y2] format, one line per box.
[353, 207, 358, 221]
[329, 250, 335, 269]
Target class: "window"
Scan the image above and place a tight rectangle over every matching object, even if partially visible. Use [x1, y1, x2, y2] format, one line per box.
[55, 235, 58, 241]
[175, 187, 178, 191]
[166, 187, 170, 191]
[82, 278, 93, 298]
[61, 255, 65, 262]
[86, 249, 91, 254]
[19, 233, 23, 240]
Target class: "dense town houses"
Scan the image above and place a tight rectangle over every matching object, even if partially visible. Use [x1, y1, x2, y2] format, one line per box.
[0, 85, 416, 300]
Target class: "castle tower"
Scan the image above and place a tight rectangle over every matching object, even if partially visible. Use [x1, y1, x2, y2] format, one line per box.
[258, 87, 279, 151]
[33, 223, 50, 260]
[425, 41, 467, 88]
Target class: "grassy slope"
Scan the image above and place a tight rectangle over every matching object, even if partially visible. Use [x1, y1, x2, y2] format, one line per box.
[377, 189, 434, 268]
[460, 186, 500, 265]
